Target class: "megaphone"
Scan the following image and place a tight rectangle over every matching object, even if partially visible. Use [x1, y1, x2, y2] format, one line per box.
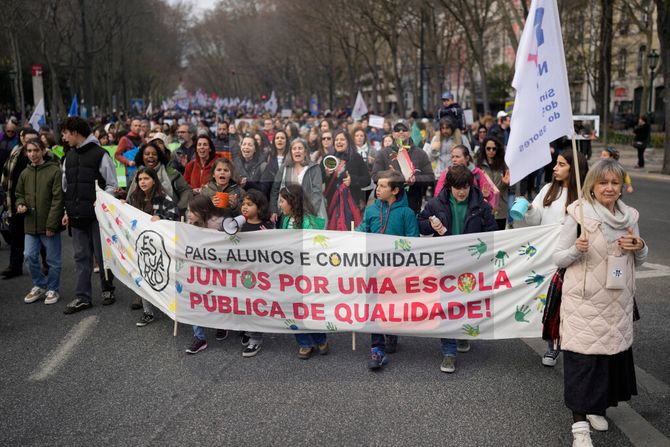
[222, 215, 246, 235]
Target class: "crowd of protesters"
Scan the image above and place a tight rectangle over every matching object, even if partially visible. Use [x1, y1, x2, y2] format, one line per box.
[0, 92, 648, 446]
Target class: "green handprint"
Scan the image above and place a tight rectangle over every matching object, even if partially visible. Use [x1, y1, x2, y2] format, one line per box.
[514, 305, 531, 323]
[284, 319, 299, 330]
[229, 234, 241, 245]
[525, 270, 545, 288]
[395, 239, 412, 251]
[467, 238, 487, 259]
[462, 324, 480, 337]
[326, 322, 337, 331]
[491, 250, 509, 267]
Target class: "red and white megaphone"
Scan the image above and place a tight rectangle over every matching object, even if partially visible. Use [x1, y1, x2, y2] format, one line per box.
[222, 215, 246, 235]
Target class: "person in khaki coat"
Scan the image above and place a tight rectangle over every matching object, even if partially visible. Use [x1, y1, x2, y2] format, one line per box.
[553, 159, 647, 447]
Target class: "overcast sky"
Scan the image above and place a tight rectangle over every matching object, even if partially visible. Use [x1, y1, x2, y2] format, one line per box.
[168, 0, 218, 17]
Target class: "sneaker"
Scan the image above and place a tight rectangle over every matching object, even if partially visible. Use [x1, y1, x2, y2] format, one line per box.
[215, 329, 229, 340]
[185, 337, 207, 354]
[586, 414, 608, 431]
[298, 346, 313, 359]
[44, 290, 60, 305]
[440, 356, 456, 373]
[101, 290, 116, 306]
[93, 265, 100, 273]
[385, 335, 398, 354]
[240, 333, 250, 346]
[457, 340, 471, 353]
[542, 349, 560, 367]
[571, 421, 593, 447]
[368, 348, 388, 370]
[63, 298, 92, 314]
[242, 343, 262, 357]
[24, 286, 46, 304]
[317, 342, 329, 355]
[136, 313, 155, 327]
[130, 295, 142, 310]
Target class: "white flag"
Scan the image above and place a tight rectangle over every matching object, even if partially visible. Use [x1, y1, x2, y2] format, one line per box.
[265, 91, 278, 114]
[29, 98, 46, 131]
[351, 90, 368, 121]
[505, 0, 574, 185]
[146, 101, 153, 116]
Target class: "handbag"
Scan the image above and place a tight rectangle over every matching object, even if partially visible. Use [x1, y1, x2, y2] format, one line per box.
[632, 141, 646, 150]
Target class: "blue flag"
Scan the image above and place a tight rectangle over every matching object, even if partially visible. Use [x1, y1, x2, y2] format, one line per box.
[68, 95, 79, 117]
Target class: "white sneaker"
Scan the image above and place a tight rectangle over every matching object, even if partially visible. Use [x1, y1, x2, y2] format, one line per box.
[572, 421, 593, 447]
[586, 414, 608, 431]
[44, 290, 60, 305]
[24, 287, 46, 303]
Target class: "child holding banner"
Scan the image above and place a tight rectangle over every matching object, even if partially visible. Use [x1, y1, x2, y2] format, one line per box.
[238, 189, 275, 357]
[277, 184, 329, 359]
[185, 195, 228, 354]
[521, 150, 588, 367]
[357, 170, 419, 370]
[418, 165, 497, 373]
[127, 166, 179, 327]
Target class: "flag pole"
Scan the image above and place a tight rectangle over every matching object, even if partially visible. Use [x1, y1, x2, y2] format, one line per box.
[351, 220, 356, 351]
[174, 216, 184, 337]
[570, 134, 588, 296]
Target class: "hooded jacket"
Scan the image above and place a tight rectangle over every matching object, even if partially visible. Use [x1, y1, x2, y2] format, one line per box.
[418, 185, 497, 236]
[15, 159, 64, 234]
[184, 154, 220, 190]
[234, 152, 270, 197]
[200, 178, 242, 216]
[356, 189, 418, 237]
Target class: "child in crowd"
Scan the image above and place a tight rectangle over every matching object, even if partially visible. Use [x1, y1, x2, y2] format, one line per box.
[185, 195, 228, 354]
[357, 170, 419, 370]
[418, 165, 497, 373]
[601, 147, 633, 193]
[126, 166, 179, 327]
[14, 139, 64, 305]
[238, 189, 275, 357]
[277, 184, 328, 359]
[200, 158, 242, 216]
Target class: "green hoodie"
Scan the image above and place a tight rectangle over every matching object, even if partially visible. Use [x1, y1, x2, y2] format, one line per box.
[15, 159, 64, 234]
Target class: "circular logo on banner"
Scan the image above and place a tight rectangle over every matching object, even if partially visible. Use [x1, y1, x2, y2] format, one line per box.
[135, 230, 171, 292]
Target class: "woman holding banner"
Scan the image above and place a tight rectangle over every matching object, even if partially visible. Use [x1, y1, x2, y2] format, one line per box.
[554, 159, 646, 445]
[521, 150, 588, 368]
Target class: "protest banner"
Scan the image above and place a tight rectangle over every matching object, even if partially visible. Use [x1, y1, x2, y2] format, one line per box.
[96, 189, 560, 340]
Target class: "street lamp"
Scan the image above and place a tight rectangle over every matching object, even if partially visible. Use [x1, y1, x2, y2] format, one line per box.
[647, 49, 659, 122]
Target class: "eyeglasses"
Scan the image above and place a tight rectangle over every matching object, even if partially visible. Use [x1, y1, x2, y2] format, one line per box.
[393, 127, 408, 132]
[322, 136, 332, 140]
[485, 146, 497, 151]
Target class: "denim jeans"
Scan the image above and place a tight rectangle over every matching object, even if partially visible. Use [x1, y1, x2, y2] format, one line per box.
[24, 233, 61, 291]
[71, 221, 114, 303]
[440, 338, 457, 357]
[295, 333, 327, 348]
[193, 325, 205, 340]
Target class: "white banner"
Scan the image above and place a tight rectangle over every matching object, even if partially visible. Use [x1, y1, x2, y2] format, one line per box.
[505, 0, 574, 185]
[96, 190, 561, 339]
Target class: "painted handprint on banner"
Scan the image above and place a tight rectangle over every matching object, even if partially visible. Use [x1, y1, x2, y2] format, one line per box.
[395, 239, 412, 251]
[326, 322, 337, 331]
[535, 294, 547, 312]
[284, 319, 299, 330]
[518, 243, 537, 260]
[229, 234, 240, 245]
[491, 250, 509, 267]
[514, 305, 531, 323]
[313, 235, 329, 248]
[525, 270, 545, 287]
[467, 238, 487, 259]
[463, 324, 480, 337]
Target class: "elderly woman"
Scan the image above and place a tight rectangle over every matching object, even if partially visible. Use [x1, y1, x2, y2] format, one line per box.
[270, 138, 327, 223]
[554, 159, 647, 447]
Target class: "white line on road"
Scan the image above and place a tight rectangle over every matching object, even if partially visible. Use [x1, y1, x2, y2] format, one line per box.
[29, 315, 99, 382]
[637, 262, 670, 280]
[522, 338, 670, 447]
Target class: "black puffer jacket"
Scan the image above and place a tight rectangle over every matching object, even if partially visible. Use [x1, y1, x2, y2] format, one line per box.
[417, 185, 497, 236]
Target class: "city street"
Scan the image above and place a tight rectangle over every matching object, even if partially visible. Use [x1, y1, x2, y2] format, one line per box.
[0, 174, 668, 447]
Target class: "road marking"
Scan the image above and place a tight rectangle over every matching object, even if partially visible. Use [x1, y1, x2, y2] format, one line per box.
[29, 315, 99, 381]
[637, 262, 670, 279]
[522, 338, 670, 447]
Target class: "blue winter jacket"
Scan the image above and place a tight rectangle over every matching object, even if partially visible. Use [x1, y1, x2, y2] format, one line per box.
[357, 189, 419, 237]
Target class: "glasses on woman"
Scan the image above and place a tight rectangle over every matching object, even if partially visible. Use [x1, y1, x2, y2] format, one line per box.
[322, 136, 332, 141]
[485, 146, 497, 152]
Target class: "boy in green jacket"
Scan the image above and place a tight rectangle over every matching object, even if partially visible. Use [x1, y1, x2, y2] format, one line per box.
[357, 170, 419, 370]
[15, 139, 64, 304]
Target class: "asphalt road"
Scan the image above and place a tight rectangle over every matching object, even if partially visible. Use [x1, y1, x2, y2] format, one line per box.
[0, 176, 668, 447]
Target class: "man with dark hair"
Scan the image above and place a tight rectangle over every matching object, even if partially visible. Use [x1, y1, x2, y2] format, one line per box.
[418, 164, 497, 373]
[169, 123, 196, 174]
[487, 111, 511, 146]
[213, 120, 239, 160]
[371, 119, 434, 214]
[61, 116, 118, 314]
[0, 119, 19, 171]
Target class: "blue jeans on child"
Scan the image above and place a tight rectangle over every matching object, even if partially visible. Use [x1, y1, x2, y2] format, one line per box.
[295, 333, 327, 348]
[193, 325, 205, 340]
[440, 338, 457, 357]
[24, 233, 61, 291]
